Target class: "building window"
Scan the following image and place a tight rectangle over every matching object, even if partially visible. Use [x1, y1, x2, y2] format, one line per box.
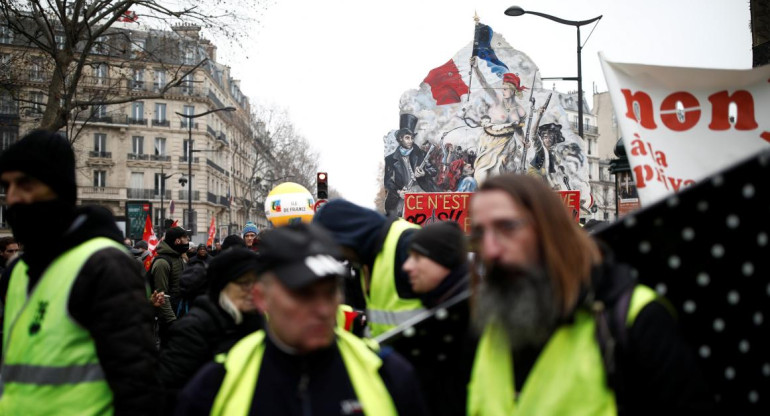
[154, 69, 165, 91]
[155, 137, 166, 156]
[155, 103, 166, 122]
[94, 35, 108, 55]
[183, 48, 195, 65]
[95, 63, 108, 82]
[182, 105, 194, 127]
[0, 25, 13, 44]
[0, 91, 16, 114]
[55, 34, 66, 50]
[131, 101, 144, 121]
[182, 74, 193, 94]
[92, 104, 107, 118]
[132, 69, 144, 90]
[604, 212, 610, 220]
[130, 172, 143, 189]
[94, 133, 106, 152]
[132, 136, 144, 154]
[154, 173, 165, 195]
[130, 38, 145, 58]
[1, 131, 17, 152]
[30, 91, 45, 113]
[29, 58, 44, 81]
[93, 170, 106, 187]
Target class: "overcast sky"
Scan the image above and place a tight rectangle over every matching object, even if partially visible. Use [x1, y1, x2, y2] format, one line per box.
[216, 0, 752, 208]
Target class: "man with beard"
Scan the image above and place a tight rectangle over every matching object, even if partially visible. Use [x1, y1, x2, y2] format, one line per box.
[467, 174, 714, 415]
[0, 130, 161, 415]
[151, 225, 190, 345]
[384, 113, 438, 216]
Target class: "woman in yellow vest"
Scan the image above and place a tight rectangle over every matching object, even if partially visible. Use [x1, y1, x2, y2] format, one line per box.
[467, 174, 714, 415]
[173, 223, 428, 415]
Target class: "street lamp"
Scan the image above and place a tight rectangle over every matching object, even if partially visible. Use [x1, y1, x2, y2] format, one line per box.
[609, 137, 630, 218]
[504, 6, 602, 139]
[175, 106, 236, 236]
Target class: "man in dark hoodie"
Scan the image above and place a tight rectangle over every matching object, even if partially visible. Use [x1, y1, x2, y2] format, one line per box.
[151, 226, 189, 345]
[0, 130, 161, 415]
[313, 199, 421, 338]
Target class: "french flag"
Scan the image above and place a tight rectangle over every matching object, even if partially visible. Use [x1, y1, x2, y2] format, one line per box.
[423, 22, 508, 106]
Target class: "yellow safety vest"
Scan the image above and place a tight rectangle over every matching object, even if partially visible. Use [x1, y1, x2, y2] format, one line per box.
[210, 328, 397, 416]
[366, 219, 423, 337]
[0, 237, 125, 416]
[467, 285, 658, 416]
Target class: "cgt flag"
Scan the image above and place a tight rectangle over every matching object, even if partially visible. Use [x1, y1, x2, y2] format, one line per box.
[206, 216, 216, 247]
[141, 214, 158, 271]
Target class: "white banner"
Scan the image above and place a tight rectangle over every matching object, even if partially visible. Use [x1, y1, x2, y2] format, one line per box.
[600, 53, 770, 205]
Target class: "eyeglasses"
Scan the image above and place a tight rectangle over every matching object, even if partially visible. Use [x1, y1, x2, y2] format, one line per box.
[470, 218, 530, 244]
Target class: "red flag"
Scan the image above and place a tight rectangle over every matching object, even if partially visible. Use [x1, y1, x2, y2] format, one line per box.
[206, 217, 216, 247]
[118, 10, 138, 23]
[141, 214, 158, 271]
[423, 59, 469, 105]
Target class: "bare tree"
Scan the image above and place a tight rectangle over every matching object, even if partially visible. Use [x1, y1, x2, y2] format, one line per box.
[0, 0, 264, 141]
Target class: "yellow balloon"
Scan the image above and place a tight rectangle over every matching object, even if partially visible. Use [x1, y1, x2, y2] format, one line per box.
[264, 182, 315, 227]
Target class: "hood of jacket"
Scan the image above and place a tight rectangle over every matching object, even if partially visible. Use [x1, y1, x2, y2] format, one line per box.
[313, 199, 388, 267]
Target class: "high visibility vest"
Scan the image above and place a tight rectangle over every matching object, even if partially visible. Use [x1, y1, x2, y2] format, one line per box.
[366, 219, 423, 337]
[467, 285, 658, 416]
[210, 328, 398, 416]
[0, 237, 125, 416]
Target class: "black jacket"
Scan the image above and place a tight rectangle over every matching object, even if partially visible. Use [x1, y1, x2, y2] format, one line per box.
[174, 330, 428, 416]
[159, 295, 262, 410]
[0, 205, 161, 416]
[384, 147, 439, 214]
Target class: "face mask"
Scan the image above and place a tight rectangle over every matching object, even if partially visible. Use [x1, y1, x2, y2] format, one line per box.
[7, 200, 74, 246]
[173, 242, 189, 254]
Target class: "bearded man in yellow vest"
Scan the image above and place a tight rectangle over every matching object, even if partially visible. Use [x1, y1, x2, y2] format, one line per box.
[0, 130, 161, 415]
[313, 199, 423, 338]
[174, 223, 428, 415]
[467, 174, 714, 416]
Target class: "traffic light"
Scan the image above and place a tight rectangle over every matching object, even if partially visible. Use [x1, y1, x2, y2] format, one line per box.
[316, 172, 328, 200]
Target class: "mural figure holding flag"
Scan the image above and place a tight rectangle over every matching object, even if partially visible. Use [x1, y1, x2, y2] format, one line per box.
[384, 114, 439, 216]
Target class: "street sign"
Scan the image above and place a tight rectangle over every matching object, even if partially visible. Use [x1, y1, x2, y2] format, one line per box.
[313, 199, 328, 212]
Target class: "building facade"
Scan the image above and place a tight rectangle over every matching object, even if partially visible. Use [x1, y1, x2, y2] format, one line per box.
[0, 21, 276, 242]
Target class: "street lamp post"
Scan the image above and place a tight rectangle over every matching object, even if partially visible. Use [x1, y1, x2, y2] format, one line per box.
[175, 106, 236, 236]
[158, 165, 183, 236]
[504, 6, 602, 139]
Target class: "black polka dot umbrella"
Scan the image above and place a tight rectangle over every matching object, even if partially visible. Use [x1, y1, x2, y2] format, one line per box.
[594, 149, 770, 414]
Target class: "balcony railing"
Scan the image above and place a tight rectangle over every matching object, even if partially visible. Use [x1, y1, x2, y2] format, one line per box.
[180, 121, 199, 129]
[127, 153, 149, 161]
[150, 154, 171, 162]
[127, 188, 171, 199]
[128, 117, 147, 125]
[207, 192, 218, 204]
[178, 156, 200, 163]
[178, 190, 200, 201]
[218, 196, 230, 207]
[571, 122, 598, 135]
[152, 119, 170, 127]
[129, 80, 146, 90]
[206, 125, 217, 138]
[206, 158, 226, 175]
[217, 132, 228, 145]
[74, 114, 129, 125]
[81, 186, 121, 195]
[88, 151, 112, 158]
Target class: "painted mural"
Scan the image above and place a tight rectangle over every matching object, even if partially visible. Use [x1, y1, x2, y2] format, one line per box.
[383, 19, 589, 217]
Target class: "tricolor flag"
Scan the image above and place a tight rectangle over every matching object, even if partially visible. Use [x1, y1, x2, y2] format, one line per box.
[472, 23, 509, 78]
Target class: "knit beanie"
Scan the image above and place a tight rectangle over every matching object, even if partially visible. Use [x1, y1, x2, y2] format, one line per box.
[208, 247, 260, 300]
[221, 234, 246, 251]
[0, 130, 76, 206]
[242, 222, 259, 236]
[409, 221, 468, 270]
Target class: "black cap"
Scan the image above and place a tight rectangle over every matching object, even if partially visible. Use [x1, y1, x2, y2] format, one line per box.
[258, 223, 346, 290]
[0, 130, 76, 206]
[164, 226, 189, 243]
[133, 240, 148, 250]
[409, 221, 468, 270]
[208, 247, 260, 298]
[221, 234, 246, 251]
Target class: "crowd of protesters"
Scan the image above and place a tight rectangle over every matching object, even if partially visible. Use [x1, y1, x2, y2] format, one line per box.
[0, 130, 715, 415]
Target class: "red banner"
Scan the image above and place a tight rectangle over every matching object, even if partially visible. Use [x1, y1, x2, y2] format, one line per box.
[206, 217, 216, 247]
[403, 190, 580, 232]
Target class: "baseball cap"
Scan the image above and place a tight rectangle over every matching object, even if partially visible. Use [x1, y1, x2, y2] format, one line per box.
[257, 223, 346, 290]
